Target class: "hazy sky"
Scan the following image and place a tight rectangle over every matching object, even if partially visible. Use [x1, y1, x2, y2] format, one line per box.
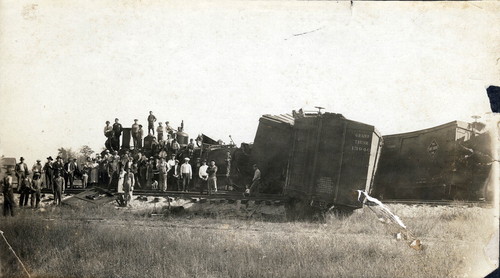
[1, 1, 499, 166]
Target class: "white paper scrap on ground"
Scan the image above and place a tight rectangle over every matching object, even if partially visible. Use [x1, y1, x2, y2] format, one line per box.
[357, 190, 406, 229]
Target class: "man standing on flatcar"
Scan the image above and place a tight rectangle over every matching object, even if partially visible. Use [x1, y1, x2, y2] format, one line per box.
[156, 122, 164, 141]
[112, 118, 123, 151]
[147, 111, 157, 135]
[104, 121, 114, 151]
[187, 139, 195, 158]
[131, 119, 140, 149]
[137, 124, 144, 149]
[165, 121, 174, 137]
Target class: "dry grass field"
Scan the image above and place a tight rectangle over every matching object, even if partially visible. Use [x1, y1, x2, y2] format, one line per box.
[0, 201, 497, 278]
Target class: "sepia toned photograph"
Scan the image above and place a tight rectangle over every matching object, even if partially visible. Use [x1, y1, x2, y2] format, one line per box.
[0, 1, 498, 277]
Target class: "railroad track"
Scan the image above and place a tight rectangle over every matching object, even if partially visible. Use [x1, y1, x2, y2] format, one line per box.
[56, 187, 287, 206]
[48, 187, 493, 208]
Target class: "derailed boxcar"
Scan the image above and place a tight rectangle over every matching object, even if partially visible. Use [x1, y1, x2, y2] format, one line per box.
[372, 121, 493, 201]
[250, 114, 294, 194]
[283, 112, 382, 218]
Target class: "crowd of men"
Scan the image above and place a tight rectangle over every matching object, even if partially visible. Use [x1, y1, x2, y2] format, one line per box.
[1, 111, 262, 216]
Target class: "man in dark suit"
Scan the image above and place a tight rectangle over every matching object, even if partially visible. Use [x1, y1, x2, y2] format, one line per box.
[52, 156, 65, 189]
[3, 170, 15, 216]
[112, 118, 123, 151]
[43, 156, 54, 189]
[64, 158, 77, 189]
[15, 157, 29, 187]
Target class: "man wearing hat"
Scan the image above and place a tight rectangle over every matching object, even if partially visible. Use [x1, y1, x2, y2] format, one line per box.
[64, 158, 77, 189]
[32, 159, 43, 177]
[167, 154, 176, 189]
[53, 156, 65, 187]
[207, 160, 218, 195]
[112, 118, 123, 151]
[131, 119, 140, 149]
[180, 157, 192, 192]
[53, 171, 64, 205]
[104, 121, 114, 151]
[165, 121, 174, 136]
[18, 175, 32, 207]
[137, 124, 144, 149]
[15, 157, 29, 187]
[156, 122, 164, 141]
[147, 111, 157, 135]
[31, 172, 44, 208]
[198, 160, 208, 194]
[43, 156, 54, 189]
[3, 170, 15, 216]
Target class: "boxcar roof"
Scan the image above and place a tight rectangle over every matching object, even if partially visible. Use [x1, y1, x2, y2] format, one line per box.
[383, 120, 470, 138]
[261, 114, 295, 126]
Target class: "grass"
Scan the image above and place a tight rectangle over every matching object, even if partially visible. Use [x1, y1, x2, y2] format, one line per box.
[0, 203, 497, 278]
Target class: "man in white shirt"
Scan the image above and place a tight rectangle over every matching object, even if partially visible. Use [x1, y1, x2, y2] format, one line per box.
[180, 158, 192, 192]
[157, 157, 170, 192]
[167, 154, 177, 189]
[32, 159, 43, 176]
[198, 160, 208, 194]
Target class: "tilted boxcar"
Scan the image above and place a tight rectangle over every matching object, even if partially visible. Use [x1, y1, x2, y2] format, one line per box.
[283, 112, 382, 217]
[250, 114, 294, 194]
[372, 121, 493, 201]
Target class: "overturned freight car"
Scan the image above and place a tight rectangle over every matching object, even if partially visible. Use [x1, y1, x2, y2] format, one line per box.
[282, 112, 382, 218]
[371, 121, 494, 201]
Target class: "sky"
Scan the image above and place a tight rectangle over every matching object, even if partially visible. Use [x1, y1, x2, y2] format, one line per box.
[0, 1, 499, 167]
